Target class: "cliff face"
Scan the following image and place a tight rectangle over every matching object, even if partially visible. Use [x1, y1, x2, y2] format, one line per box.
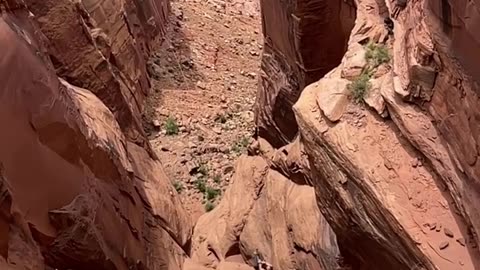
[22, 0, 169, 149]
[254, 0, 356, 147]
[0, 1, 191, 269]
[253, 0, 480, 268]
[3, 0, 480, 269]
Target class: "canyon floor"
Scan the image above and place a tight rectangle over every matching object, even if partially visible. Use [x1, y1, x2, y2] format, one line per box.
[143, 0, 262, 221]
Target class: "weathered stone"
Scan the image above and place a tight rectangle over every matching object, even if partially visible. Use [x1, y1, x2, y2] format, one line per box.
[313, 74, 350, 122]
[190, 156, 339, 270]
[364, 74, 387, 116]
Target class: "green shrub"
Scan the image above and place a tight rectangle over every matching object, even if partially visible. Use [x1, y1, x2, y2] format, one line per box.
[232, 136, 250, 154]
[195, 178, 206, 193]
[205, 186, 221, 201]
[365, 42, 390, 67]
[213, 174, 221, 184]
[165, 116, 179, 135]
[348, 72, 371, 104]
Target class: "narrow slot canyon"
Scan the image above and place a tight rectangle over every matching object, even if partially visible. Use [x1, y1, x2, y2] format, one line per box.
[1, 0, 480, 270]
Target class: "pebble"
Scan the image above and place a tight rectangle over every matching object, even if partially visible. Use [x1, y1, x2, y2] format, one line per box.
[456, 238, 466, 246]
[429, 223, 437, 230]
[436, 224, 442, 232]
[411, 158, 419, 168]
[213, 127, 222, 134]
[439, 241, 449, 250]
[444, 228, 454, 238]
[152, 119, 161, 128]
[196, 81, 207, 89]
[161, 146, 170, 152]
[246, 72, 256, 79]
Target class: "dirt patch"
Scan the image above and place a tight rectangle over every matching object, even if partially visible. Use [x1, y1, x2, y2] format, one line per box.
[143, 0, 262, 221]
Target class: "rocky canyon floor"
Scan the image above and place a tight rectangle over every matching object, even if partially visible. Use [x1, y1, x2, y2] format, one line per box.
[143, 0, 261, 220]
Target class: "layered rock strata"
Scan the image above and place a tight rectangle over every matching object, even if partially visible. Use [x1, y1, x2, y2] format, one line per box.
[0, 1, 191, 269]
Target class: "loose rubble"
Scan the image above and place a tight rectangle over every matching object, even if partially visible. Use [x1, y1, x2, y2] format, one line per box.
[143, 0, 261, 221]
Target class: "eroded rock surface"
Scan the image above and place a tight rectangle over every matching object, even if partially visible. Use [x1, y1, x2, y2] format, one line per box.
[286, 0, 480, 269]
[254, 0, 357, 147]
[189, 154, 340, 270]
[0, 1, 191, 269]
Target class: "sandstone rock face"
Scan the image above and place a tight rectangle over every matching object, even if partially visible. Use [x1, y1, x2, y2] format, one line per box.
[23, 0, 169, 149]
[254, 0, 357, 147]
[283, 0, 480, 269]
[0, 2, 191, 270]
[189, 155, 340, 270]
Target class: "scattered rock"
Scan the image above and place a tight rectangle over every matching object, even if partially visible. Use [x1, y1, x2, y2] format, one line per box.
[444, 228, 454, 238]
[152, 119, 161, 128]
[246, 72, 256, 79]
[161, 146, 171, 152]
[196, 81, 207, 89]
[411, 158, 419, 168]
[429, 222, 437, 230]
[456, 238, 466, 246]
[213, 127, 222, 134]
[439, 241, 449, 250]
[436, 224, 442, 232]
[312, 73, 350, 122]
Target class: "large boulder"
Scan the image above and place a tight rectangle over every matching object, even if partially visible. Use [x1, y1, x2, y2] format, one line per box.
[189, 155, 340, 270]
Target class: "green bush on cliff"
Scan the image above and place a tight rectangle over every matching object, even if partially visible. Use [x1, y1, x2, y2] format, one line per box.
[348, 42, 390, 103]
[365, 42, 390, 67]
[348, 72, 372, 104]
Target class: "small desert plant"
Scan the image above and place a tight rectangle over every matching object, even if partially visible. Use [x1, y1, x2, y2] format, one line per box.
[365, 42, 390, 67]
[164, 116, 179, 135]
[348, 72, 372, 104]
[213, 174, 221, 184]
[195, 178, 207, 193]
[173, 181, 184, 193]
[205, 186, 221, 201]
[232, 136, 250, 154]
[204, 200, 215, 212]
